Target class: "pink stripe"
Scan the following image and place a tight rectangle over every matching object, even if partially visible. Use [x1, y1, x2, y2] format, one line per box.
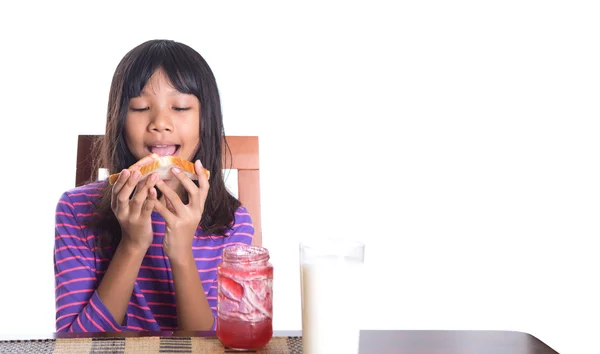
[56, 223, 84, 229]
[57, 301, 87, 312]
[67, 192, 101, 197]
[55, 245, 91, 253]
[55, 234, 83, 241]
[55, 266, 90, 277]
[144, 254, 168, 260]
[206, 296, 217, 300]
[233, 222, 253, 227]
[84, 306, 104, 331]
[89, 297, 120, 332]
[152, 220, 165, 225]
[233, 232, 253, 238]
[55, 255, 102, 265]
[129, 302, 151, 311]
[56, 277, 96, 291]
[76, 316, 88, 332]
[127, 325, 146, 331]
[128, 313, 158, 323]
[55, 234, 95, 242]
[77, 212, 97, 217]
[56, 289, 93, 301]
[73, 202, 93, 206]
[235, 212, 250, 216]
[56, 211, 72, 217]
[56, 313, 78, 323]
[59, 200, 74, 209]
[57, 322, 71, 332]
[197, 267, 217, 273]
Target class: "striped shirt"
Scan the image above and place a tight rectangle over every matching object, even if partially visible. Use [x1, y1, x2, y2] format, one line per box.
[54, 181, 254, 333]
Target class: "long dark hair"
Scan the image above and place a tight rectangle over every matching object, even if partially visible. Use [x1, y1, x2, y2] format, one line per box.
[84, 39, 240, 252]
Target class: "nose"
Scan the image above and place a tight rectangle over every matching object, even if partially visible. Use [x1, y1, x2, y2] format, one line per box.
[148, 107, 173, 132]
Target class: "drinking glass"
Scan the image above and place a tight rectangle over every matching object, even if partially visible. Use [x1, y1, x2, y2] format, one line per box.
[300, 238, 365, 354]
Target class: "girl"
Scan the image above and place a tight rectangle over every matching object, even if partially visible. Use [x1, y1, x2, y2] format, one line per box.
[54, 39, 254, 332]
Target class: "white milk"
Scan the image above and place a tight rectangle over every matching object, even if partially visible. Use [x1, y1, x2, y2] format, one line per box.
[300, 256, 364, 354]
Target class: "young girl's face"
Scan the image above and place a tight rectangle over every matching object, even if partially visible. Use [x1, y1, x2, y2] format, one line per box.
[124, 68, 201, 164]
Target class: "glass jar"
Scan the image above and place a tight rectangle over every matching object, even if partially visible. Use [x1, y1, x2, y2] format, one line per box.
[217, 244, 273, 350]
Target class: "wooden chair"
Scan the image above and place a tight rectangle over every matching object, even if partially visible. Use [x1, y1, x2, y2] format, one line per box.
[75, 135, 262, 246]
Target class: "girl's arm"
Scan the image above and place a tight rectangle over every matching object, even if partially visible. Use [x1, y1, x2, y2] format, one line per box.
[170, 253, 215, 330]
[55, 189, 129, 332]
[94, 240, 146, 325]
[54, 187, 156, 332]
[171, 205, 255, 331]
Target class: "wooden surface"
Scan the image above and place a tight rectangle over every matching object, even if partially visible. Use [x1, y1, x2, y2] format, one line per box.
[43, 330, 559, 353]
[75, 135, 262, 246]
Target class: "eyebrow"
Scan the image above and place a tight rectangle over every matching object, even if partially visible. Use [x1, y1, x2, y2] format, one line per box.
[138, 90, 190, 97]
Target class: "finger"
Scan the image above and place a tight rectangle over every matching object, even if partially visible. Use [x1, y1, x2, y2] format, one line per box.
[153, 195, 175, 223]
[130, 173, 159, 215]
[141, 186, 158, 218]
[130, 153, 159, 170]
[195, 160, 210, 190]
[193, 160, 210, 209]
[111, 169, 131, 210]
[170, 166, 200, 207]
[116, 170, 142, 215]
[155, 179, 185, 214]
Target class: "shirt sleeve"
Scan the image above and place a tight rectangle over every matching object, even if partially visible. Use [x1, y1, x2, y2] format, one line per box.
[54, 191, 126, 333]
[226, 205, 255, 246]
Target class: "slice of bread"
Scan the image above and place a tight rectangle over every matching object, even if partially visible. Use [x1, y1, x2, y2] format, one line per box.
[108, 155, 210, 185]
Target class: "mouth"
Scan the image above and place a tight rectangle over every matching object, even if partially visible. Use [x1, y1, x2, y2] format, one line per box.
[146, 144, 180, 156]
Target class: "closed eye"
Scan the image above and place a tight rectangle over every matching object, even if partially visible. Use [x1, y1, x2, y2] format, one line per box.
[130, 107, 149, 112]
[173, 107, 191, 111]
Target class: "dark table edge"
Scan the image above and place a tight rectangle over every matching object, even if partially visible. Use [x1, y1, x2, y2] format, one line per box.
[0, 329, 544, 342]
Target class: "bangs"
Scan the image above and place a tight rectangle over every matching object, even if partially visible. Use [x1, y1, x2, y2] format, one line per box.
[122, 41, 200, 100]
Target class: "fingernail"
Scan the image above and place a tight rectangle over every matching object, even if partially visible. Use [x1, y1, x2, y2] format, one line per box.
[172, 167, 181, 174]
[196, 160, 203, 167]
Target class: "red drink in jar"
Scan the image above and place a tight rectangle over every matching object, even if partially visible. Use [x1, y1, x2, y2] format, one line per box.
[217, 245, 273, 350]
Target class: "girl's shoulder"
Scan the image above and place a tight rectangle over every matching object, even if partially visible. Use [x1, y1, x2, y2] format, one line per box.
[57, 180, 106, 211]
[232, 204, 252, 222]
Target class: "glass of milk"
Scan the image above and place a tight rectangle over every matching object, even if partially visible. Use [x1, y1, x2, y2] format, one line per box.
[299, 238, 365, 354]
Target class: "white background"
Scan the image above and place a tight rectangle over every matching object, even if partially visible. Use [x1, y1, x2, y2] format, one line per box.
[0, 1, 599, 353]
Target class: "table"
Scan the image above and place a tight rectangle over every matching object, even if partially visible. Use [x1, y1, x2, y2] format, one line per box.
[0, 330, 558, 353]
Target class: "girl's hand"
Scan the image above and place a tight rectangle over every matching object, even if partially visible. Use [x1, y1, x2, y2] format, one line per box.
[111, 156, 160, 252]
[154, 160, 209, 264]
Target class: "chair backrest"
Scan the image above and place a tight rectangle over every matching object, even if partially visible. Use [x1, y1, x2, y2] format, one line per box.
[75, 135, 262, 246]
